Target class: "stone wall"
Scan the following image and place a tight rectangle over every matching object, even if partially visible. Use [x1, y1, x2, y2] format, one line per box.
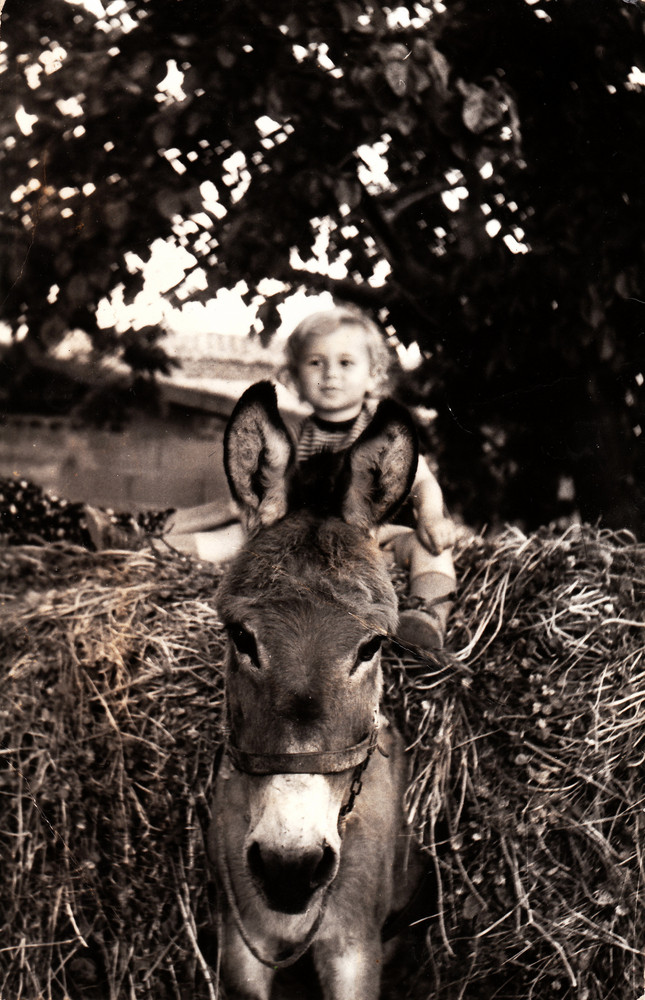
[0, 411, 229, 514]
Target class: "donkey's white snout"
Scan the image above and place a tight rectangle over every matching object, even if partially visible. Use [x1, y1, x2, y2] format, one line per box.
[247, 839, 338, 914]
[245, 773, 342, 913]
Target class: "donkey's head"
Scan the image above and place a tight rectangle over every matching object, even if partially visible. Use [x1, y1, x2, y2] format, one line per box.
[216, 381, 417, 915]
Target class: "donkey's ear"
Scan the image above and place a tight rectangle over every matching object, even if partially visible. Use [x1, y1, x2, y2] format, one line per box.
[224, 381, 295, 534]
[342, 400, 418, 530]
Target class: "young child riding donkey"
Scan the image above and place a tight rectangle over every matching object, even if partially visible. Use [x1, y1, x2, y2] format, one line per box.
[208, 379, 428, 1000]
[164, 305, 457, 653]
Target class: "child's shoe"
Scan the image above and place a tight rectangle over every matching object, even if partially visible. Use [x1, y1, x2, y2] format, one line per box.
[397, 570, 456, 654]
[84, 506, 143, 551]
[397, 606, 445, 651]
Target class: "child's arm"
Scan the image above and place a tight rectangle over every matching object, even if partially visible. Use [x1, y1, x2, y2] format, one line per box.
[410, 456, 456, 556]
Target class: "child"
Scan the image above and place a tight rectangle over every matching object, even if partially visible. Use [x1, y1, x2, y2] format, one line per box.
[281, 304, 457, 652]
[88, 304, 457, 651]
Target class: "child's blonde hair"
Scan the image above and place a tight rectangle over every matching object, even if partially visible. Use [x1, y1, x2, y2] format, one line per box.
[283, 304, 393, 398]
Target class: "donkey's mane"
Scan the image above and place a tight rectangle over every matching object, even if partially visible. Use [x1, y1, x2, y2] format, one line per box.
[288, 449, 352, 518]
[217, 510, 398, 633]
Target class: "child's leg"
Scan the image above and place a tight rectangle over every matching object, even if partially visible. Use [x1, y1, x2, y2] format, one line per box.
[402, 538, 456, 651]
[164, 523, 245, 563]
[86, 498, 242, 564]
[379, 526, 456, 652]
[163, 498, 239, 535]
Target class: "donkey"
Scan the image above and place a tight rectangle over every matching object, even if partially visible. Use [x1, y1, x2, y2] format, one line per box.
[207, 381, 420, 1000]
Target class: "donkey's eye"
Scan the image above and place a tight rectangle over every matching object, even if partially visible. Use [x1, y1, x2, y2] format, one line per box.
[227, 624, 260, 668]
[354, 635, 383, 668]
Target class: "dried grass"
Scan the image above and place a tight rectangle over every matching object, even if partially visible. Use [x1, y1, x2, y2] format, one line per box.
[1, 524, 644, 999]
[1, 545, 224, 1000]
[387, 523, 645, 999]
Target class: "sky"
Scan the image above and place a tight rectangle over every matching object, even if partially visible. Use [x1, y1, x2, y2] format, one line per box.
[94, 238, 336, 346]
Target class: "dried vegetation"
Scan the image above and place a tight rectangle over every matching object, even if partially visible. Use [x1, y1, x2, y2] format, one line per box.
[1, 524, 644, 999]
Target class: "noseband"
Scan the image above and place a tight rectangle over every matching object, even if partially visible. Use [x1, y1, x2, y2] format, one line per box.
[213, 722, 383, 970]
[225, 727, 379, 775]
[224, 721, 384, 823]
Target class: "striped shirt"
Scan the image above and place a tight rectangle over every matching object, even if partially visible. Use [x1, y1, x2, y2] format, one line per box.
[292, 403, 376, 464]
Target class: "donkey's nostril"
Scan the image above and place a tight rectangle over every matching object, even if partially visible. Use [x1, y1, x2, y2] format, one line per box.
[313, 844, 337, 888]
[246, 841, 338, 914]
[247, 841, 266, 885]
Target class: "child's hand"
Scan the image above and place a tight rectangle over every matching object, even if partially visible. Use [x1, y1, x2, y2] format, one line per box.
[416, 513, 457, 556]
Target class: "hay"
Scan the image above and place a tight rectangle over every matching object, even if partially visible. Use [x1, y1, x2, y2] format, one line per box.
[1, 524, 644, 999]
[387, 523, 645, 1000]
[1, 544, 225, 1000]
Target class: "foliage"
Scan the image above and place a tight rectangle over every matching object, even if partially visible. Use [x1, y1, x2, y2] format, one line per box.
[0, 0, 644, 530]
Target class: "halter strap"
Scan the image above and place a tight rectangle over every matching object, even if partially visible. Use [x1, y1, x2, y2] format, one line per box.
[226, 728, 378, 776]
[212, 723, 383, 969]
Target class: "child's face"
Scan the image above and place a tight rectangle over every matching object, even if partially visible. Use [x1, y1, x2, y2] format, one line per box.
[297, 325, 375, 421]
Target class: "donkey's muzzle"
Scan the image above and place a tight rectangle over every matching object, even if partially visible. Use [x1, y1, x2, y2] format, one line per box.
[247, 840, 338, 914]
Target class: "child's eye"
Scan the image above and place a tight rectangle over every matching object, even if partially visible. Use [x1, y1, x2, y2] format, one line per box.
[340, 359, 354, 367]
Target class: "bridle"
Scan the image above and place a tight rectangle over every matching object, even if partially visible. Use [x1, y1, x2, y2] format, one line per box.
[226, 725, 381, 781]
[211, 718, 385, 970]
[224, 703, 385, 817]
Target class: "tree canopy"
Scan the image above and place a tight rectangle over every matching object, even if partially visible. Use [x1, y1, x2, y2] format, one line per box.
[1, 0, 644, 532]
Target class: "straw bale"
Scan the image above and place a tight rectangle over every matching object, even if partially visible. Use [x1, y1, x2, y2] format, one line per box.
[1, 523, 644, 1000]
[1, 544, 225, 1000]
[387, 523, 645, 1000]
